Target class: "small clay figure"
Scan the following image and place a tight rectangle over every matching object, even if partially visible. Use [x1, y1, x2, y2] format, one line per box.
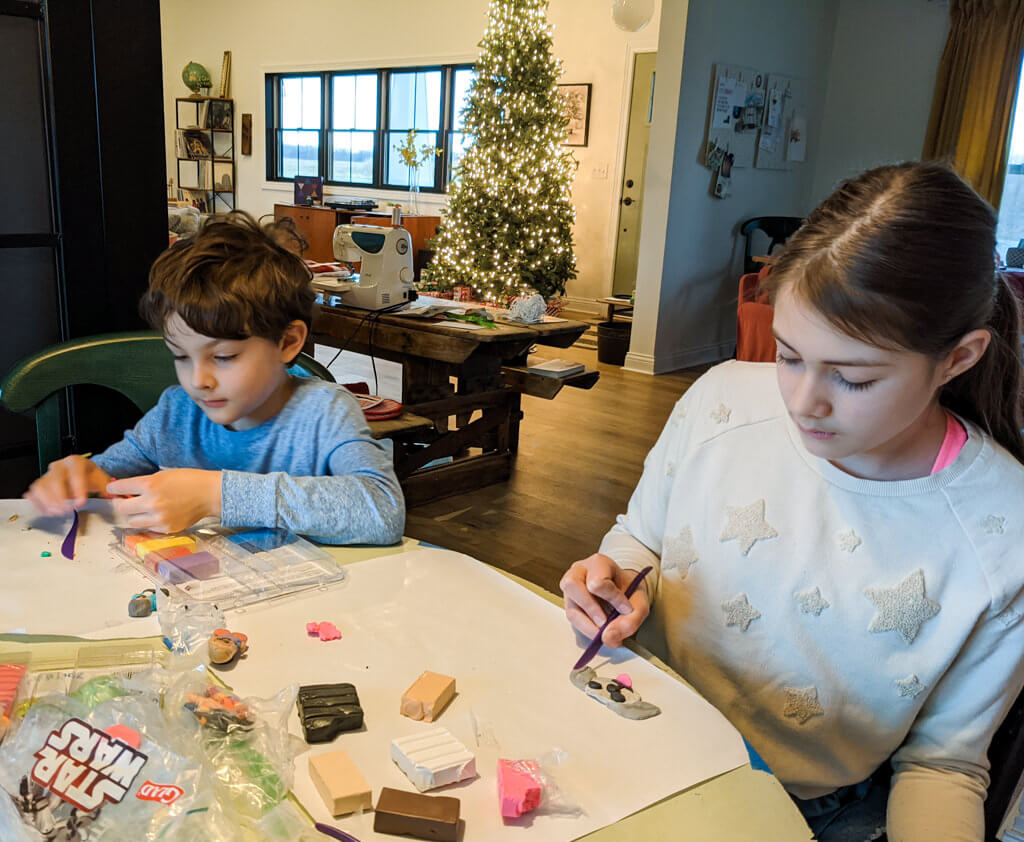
[128, 589, 157, 618]
[208, 628, 248, 668]
[569, 667, 661, 720]
[184, 685, 256, 732]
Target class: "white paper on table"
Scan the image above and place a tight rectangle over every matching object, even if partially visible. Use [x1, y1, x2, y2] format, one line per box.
[120, 549, 749, 842]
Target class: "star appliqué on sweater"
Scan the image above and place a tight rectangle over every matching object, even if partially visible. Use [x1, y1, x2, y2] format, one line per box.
[983, 515, 1006, 535]
[722, 593, 761, 631]
[710, 403, 731, 424]
[783, 686, 824, 724]
[720, 499, 778, 555]
[663, 526, 699, 578]
[666, 461, 676, 477]
[864, 568, 941, 644]
[895, 675, 926, 698]
[795, 587, 830, 616]
[838, 529, 862, 553]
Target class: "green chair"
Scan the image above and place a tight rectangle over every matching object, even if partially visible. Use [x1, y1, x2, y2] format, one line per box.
[0, 331, 333, 475]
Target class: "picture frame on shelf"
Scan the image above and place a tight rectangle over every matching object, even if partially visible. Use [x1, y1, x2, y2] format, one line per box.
[558, 83, 591, 147]
[293, 175, 323, 206]
[208, 99, 233, 131]
[182, 129, 213, 159]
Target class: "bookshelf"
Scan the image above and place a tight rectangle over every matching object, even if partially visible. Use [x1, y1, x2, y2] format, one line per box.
[174, 96, 235, 214]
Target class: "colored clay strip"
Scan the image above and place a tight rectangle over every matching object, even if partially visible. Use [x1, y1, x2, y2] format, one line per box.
[60, 510, 79, 560]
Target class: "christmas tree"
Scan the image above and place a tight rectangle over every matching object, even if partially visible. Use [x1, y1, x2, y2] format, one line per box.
[426, 0, 577, 303]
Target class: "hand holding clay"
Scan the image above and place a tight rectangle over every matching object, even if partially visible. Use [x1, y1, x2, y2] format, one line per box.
[108, 468, 222, 533]
[560, 553, 650, 648]
[25, 455, 112, 517]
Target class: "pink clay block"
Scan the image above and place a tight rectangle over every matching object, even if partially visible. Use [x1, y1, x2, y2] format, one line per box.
[616, 673, 632, 689]
[498, 759, 542, 818]
[307, 622, 320, 635]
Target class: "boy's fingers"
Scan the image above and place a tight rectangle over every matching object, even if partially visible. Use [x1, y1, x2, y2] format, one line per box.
[69, 471, 89, 509]
[112, 495, 150, 518]
[106, 476, 152, 496]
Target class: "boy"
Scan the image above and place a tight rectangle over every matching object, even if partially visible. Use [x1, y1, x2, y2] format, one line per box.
[25, 211, 404, 545]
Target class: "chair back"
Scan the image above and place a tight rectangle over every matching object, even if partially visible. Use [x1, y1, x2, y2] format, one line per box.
[1, 331, 332, 474]
[740, 216, 803, 275]
[986, 686, 1024, 838]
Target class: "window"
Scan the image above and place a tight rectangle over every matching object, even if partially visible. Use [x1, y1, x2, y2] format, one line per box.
[997, 58, 1024, 263]
[266, 64, 474, 193]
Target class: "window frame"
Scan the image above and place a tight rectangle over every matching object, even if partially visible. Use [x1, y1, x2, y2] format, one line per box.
[265, 63, 474, 194]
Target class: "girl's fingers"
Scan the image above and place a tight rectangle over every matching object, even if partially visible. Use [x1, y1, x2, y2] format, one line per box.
[602, 611, 646, 648]
[564, 598, 601, 640]
[585, 572, 633, 615]
[561, 573, 611, 627]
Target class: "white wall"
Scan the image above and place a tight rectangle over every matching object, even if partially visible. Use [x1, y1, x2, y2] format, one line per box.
[160, 0, 660, 309]
[810, 0, 948, 204]
[627, 0, 839, 373]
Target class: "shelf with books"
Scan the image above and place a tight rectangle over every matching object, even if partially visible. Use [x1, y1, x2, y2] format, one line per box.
[174, 96, 235, 214]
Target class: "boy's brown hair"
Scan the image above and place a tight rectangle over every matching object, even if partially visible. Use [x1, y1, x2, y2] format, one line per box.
[141, 210, 314, 341]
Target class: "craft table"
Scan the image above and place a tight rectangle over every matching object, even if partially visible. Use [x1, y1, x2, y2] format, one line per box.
[0, 501, 812, 841]
[309, 305, 598, 507]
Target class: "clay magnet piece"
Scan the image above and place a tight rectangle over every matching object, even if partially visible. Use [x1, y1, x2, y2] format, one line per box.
[207, 629, 249, 669]
[374, 786, 460, 842]
[297, 683, 364, 743]
[570, 667, 661, 720]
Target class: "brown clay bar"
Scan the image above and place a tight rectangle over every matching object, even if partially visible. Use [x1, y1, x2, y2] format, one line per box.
[373, 786, 461, 841]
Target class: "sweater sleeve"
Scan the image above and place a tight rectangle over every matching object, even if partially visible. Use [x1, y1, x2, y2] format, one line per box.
[90, 391, 173, 477]
[886, 596, 1024, 842]
[220, 439, 405, 546]
[598, 396, 691, 594]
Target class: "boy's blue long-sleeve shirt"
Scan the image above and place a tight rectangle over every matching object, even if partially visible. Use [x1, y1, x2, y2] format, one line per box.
[92, 378, 405, 545]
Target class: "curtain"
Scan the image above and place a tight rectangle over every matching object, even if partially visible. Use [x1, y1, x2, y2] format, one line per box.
[923, 0, 1024, 208]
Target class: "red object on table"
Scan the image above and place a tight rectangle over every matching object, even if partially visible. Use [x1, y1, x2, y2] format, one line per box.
[362, 398, 403, 421]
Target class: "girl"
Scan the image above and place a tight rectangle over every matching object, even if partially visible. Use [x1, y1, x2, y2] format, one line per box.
[561, 163, 1024, 842]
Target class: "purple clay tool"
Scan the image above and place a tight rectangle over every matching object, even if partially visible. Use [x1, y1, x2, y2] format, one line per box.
[60, 510, 80, 560]
[572, 565, 653, 670]
[314, 823, 361, 842]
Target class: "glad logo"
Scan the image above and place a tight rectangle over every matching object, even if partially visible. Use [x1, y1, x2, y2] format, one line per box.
[136, 781, 183, 805]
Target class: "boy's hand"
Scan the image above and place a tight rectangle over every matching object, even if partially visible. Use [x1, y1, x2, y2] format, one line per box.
[25, 455, 113, 517]
[107, 469, 222, 533]
[560, 553, 651, 648]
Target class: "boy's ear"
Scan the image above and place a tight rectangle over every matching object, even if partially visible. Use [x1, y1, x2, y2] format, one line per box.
[278, 320, 309, 364]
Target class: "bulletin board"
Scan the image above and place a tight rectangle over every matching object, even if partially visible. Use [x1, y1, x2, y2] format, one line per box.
[754, 72, 808, 171]
[704, 63, 768, 169]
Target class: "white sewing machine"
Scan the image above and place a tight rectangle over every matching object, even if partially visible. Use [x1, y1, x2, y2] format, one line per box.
[310, 224, 417, 311]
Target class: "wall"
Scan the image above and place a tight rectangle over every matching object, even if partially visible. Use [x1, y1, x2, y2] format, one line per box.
[627, 0, 839, 373]
[159, 0, 660, 310]
[809, 0, 948, 204]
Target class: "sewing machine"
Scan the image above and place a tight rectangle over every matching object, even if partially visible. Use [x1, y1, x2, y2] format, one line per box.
[310, 224, 416, 311]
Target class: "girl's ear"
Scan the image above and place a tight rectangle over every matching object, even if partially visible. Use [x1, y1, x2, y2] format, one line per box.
[941, 328, 992, 383]
[279, 320, 309, 364]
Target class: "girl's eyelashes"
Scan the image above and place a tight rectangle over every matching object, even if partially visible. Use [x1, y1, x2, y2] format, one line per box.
[776, 353, 798, 366]
[214, 355, 237, 363]
[833, 371, 876, 391]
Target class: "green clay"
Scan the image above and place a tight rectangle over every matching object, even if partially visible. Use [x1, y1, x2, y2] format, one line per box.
[69, 676, 125, 708]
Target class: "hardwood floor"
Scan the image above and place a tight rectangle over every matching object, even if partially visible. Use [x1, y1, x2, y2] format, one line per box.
[315, 320, 712, 594]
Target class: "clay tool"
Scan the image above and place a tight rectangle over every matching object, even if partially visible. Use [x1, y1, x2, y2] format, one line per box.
[572, 565, 653, 670]
[314, 822, 361, 842]
[60, 510, 80, 560]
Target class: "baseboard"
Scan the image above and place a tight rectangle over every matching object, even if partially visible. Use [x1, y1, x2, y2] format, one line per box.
[623, 351, 656, 374]
[651, 341, 734, 374]
[563, 296, 604, 315]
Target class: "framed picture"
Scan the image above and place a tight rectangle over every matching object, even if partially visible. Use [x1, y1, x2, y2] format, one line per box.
[558, 83, 591, 147]
[208, 100, 233, 131]
[182, 129, 213, 159]
[293, 175, 323, 206]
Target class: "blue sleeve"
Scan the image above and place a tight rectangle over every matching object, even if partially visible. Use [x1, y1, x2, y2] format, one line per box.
[90, 389, 179, 478]
[219, 392, 405, 544]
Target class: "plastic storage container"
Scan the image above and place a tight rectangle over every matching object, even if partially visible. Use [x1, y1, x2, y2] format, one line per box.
[114, 525, 347, 609]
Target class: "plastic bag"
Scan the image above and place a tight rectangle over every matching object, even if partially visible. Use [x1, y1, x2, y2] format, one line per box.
[158, 593, 226, 656]
[498, 749, 583, 820]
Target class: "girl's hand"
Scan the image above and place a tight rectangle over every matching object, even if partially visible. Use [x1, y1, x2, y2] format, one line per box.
[24, 456, 113, 517]
[560, 553, 651, 648]
[107, 469, 222, 533]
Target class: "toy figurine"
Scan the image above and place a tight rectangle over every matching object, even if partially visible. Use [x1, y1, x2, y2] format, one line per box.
[208, 628, 248, 668]
[184, 685, 255, 732]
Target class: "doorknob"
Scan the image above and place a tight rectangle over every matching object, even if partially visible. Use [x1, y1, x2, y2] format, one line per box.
[622, 197, 633, 206]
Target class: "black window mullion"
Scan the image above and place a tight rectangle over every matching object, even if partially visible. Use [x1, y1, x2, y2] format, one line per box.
[379, 69, 390, 190]
[320, 71, 330, 182]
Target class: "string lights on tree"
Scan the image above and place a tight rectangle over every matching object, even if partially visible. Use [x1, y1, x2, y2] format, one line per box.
[424, 0, 577, 304]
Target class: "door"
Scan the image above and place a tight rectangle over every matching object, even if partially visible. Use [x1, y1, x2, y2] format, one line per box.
[612, 52, 657, 297]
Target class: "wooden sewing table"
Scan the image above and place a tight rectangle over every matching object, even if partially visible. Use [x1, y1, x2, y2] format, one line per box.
[309, 304, 598, 506]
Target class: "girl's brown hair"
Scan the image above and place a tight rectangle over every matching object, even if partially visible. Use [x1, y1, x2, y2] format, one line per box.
[766, 162, 1024, 464]
[141, 210, 314, 341]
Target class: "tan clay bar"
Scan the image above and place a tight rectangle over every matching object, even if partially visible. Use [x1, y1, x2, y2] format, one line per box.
[400, 670, 456, 722]
[374, 786, 460, 841]
[309, 749, 372, 816]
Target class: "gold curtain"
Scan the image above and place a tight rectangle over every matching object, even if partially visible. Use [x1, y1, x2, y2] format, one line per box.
[923, 0, 1024, 208]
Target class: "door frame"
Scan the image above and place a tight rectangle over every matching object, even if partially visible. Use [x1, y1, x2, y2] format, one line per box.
[605, 47, 657, 299]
